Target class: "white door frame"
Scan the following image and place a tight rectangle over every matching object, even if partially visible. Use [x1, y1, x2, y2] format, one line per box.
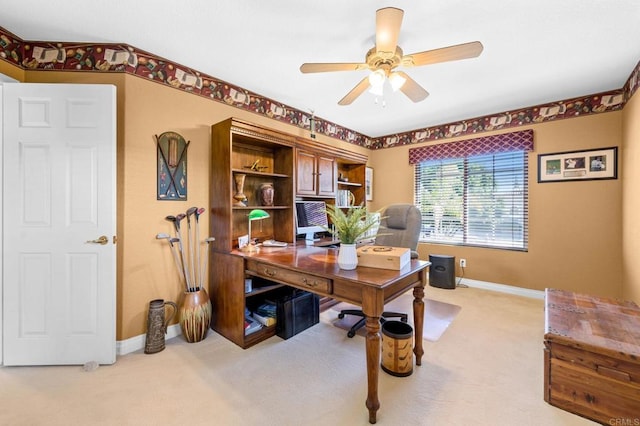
[0, 84, 4, 364]
[1, 74, 21, 364]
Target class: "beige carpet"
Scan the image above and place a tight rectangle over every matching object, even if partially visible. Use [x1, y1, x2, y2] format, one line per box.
[331, 295, 461, 341]
[0, 286, 597, 426]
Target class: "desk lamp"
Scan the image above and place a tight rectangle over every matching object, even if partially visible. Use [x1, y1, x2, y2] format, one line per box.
[244, 209, 270, 252]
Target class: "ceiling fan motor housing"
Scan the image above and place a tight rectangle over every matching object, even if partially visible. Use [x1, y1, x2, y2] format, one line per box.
[366, 46, 403, 74]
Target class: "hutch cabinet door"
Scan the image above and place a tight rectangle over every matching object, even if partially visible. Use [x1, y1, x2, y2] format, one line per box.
[296, 149, 317, 195]
[296, 149, 336, 197]
[316, 155, 337, 197]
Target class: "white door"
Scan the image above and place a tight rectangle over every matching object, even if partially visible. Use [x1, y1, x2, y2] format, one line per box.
[2, 83, 116, 365]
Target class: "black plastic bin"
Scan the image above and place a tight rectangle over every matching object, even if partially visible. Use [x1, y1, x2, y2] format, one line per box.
[275, 290, 319, 339]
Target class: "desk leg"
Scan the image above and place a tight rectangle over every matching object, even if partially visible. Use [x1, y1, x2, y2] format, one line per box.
[413, 284, 425, 365]
[365, 314, 381, 424]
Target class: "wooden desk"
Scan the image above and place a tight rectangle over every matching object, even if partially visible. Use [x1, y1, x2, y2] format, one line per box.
[230, 244, 429, 424]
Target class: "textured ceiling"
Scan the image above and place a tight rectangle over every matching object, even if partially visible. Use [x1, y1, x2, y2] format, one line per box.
[1, 0, 639, 137]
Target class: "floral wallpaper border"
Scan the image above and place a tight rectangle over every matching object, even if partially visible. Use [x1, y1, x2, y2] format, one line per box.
[1, 25, 638, 151]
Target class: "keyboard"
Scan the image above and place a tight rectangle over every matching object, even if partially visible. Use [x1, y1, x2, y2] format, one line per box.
[262, 239, 288, 247]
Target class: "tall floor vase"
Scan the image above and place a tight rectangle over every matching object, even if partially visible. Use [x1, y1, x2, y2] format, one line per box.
[179, 288, 212, 343]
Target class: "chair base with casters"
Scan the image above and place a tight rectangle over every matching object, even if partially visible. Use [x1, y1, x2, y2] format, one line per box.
[338, 309, 408, 338]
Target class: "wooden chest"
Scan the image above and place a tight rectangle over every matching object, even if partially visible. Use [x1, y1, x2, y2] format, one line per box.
[544, 288, 640, 424]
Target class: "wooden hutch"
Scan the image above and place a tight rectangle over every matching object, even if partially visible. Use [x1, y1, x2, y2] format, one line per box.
[208, 118, 368, 348]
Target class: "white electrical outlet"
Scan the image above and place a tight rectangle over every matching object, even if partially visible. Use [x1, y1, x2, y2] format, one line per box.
[460, 258, 467, 268]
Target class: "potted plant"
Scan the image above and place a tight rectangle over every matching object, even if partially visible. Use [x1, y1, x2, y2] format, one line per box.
[323, 204, 381, 270]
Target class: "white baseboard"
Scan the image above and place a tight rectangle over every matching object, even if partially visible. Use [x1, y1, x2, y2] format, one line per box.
[116, 324, 182, 356]
[457, 277, 545, 300]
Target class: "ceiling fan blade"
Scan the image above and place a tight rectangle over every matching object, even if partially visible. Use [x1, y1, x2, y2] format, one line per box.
[300, 62, 367, 73]
[396, 71, 429, 102]
[338, 76, 371, 106]
[402, 41, 484, 67]
[375, 7, 404, 57]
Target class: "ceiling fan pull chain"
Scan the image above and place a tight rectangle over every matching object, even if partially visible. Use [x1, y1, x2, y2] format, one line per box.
[374, 96, 387, 108]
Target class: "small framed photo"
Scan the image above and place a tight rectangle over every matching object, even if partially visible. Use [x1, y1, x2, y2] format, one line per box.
[365, 166, 373, 201]
[537, 147, 617, 183]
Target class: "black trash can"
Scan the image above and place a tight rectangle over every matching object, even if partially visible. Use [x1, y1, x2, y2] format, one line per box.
[380, 320, 414, 377]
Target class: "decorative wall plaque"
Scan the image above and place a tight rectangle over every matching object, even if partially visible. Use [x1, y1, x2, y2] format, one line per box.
[156, 131, 189, 200]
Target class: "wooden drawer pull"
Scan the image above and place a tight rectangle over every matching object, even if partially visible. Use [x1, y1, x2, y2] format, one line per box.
[596, 365, 631, 381]
[302, 278, 319, 288]
[263, 268, 277, 277]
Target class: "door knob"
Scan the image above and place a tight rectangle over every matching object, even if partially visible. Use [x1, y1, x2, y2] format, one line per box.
[86, 235, 109, 245]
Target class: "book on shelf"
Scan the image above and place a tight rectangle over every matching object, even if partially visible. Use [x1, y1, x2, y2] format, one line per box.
[244, 316, 263, 335]
[337, 189, 353, 207]
[252, 311, 276, 327]
[256, 302, 277, 318]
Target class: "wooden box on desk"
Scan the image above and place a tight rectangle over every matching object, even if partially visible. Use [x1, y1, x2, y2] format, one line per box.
[543, 288, 640, 424]
[356, 246, 410, 270]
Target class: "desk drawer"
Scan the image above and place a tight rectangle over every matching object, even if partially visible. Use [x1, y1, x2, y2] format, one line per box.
[247, 259, 332, 295]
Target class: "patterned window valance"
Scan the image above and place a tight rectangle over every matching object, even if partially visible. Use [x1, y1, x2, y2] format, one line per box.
[408, 129, 534, 164]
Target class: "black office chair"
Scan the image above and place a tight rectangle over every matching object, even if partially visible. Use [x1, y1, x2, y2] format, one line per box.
[338, 204, 422, 337]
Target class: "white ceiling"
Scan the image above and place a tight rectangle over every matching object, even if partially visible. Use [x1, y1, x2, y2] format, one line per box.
[2, 0, 639, 138]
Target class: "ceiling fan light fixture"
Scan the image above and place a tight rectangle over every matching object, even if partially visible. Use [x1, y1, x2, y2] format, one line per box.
[368, 69, 386, 88]
[369, 84, 384, 97]
[389, 72, 406, 91]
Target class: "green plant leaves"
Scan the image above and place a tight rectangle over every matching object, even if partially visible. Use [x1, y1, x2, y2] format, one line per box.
[322, 204, 380, 244]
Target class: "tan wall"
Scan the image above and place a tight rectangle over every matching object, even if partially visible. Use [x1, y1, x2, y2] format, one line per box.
[117, 77, 366, 339]
[622, 90, 640, 301]
[369, 112, 625, 300]
[14, 66, 367, 340]
[0, 60, 24, 81]
[1, 57, 635, 337]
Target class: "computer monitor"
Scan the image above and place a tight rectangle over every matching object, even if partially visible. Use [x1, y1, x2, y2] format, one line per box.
[295, 200, 329, 242]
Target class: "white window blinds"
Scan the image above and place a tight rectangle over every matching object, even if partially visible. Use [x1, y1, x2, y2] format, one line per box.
[411, 130, 532, 250]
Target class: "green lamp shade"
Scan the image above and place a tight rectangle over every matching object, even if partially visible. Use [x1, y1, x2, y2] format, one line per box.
[246, 209, 270, 249]
[248, 209, 270, 220]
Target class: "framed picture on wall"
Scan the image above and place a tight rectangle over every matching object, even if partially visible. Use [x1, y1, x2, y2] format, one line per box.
[537, 147, 618, 183]
[365, 166, 373, 201]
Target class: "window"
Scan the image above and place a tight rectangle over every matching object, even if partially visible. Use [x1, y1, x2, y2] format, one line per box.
[410, 130, 533, 251]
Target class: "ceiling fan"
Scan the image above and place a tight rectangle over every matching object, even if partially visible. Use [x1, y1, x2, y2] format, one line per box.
[300, 7, 483, 105]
